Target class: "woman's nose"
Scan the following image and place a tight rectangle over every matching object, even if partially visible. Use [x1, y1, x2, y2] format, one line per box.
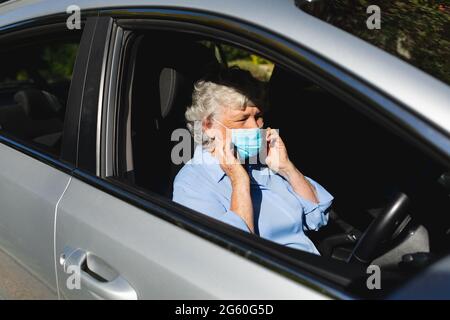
[246, 116, 260, 128]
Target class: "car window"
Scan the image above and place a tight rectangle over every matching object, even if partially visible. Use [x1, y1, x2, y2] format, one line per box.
[109, 28, 450, 297]
[113, 31, 273, 196]
[297, 0, 450, 85]
[0, 30, 82, 157]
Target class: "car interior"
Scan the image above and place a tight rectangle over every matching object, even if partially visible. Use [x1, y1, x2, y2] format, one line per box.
[0, 32, 81, 156]
[112, 29, 450, 294]
[113, 29, 450, 294]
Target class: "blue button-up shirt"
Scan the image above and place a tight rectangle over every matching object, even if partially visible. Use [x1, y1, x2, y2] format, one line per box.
[172, 145, 334, 255]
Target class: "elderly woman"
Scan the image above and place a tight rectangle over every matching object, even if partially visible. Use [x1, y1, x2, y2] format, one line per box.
[173, 68, 333, 255]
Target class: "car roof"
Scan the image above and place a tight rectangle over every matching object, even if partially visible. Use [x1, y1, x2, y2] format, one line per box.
[1, 0, 449, 135]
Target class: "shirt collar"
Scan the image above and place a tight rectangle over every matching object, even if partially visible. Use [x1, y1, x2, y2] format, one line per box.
[192, 144, 226, 183]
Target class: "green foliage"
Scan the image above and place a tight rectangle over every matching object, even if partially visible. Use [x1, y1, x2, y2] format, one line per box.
[304, 0, 450, 84]
[228, 59, 274, 82]
[199, 41, 274, 81]
[39, 43, 79, 83]
[221, 44, 252, 61]
[221, 44, 274, 81]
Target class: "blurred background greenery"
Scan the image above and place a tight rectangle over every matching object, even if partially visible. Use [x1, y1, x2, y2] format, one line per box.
[301, 0, 450, 85]
[38, 44, 79, 83]
[201, 42, 275, 82]
[1, 42, 79, 86]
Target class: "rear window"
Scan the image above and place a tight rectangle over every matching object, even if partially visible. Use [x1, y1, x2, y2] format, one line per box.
[0, 31, 81, 157]
[297, 0, 450, 85]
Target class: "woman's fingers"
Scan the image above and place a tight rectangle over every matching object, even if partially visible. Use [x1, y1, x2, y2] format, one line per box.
[266, 127, 274, 141]
[223, 140, 233, 159]
[266, 127, 271, 139]
[266, 128, 279, 148]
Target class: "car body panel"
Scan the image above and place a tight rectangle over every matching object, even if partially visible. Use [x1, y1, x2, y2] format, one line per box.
[55, 177, 328, 299]
[0, 248, 55, 299]
[0, 142, 70, 299]
[389, 255, 450, 300]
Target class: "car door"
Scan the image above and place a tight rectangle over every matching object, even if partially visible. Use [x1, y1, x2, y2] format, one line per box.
[53, 14, 344, 300]
[54, 6, 450, 300]
[0, 17, 88, 298]
[0, 143, 69, 299]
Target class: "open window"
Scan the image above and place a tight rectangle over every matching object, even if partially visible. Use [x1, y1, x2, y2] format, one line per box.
[105, 23, 450, 298]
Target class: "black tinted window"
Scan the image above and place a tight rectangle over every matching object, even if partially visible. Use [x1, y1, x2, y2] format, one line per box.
[297, 0, 450, 85]
[0, 31, 81, 156]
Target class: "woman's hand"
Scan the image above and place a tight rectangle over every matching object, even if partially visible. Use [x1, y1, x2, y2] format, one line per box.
[265, 128, 293, 177]
[213, 134, 254, 233]
[213, 134, 249, 186]
[265, 128, 319, 204]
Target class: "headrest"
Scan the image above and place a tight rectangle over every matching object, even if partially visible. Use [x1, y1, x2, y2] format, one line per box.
[158, 42, 219, 120]
[14, 89, 62, 120]
[159, 67, 186, 119]
[135, 37, 219, 120]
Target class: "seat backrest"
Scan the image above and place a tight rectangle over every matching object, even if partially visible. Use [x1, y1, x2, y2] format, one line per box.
[0, 88, 63, 150]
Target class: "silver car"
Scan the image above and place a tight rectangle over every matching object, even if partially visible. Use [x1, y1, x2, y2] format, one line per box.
[0, 0, 449, 300]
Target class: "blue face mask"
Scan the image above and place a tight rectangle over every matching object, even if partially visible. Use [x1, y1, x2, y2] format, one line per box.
[214, 119, 263, 159]
[231, 128, 263, 159]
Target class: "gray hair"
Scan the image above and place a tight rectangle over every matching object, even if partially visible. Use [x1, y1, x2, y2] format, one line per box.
[185, 68, 267, 148]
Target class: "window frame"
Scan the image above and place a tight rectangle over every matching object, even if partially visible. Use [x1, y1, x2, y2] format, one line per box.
[74, 7, 450, 299]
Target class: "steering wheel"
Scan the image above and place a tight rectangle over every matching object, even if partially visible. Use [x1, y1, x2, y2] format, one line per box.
[348, 192, 410, 264]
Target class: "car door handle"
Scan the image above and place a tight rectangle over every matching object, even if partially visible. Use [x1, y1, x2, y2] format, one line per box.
[60, 247, 138, 300]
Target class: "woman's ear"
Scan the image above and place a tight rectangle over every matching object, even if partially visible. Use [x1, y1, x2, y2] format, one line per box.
[203, 117, 214, 139]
